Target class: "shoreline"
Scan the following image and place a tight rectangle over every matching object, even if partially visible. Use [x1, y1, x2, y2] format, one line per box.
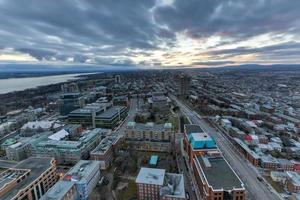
[0, 71, 97, 79]
[0, 72, 98, 95]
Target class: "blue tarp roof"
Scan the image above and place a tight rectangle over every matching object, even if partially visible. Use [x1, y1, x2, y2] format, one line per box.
[150, 155, 158, 165]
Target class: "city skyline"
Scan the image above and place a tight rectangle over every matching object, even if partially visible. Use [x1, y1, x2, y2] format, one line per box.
[0, 0, 300, 69]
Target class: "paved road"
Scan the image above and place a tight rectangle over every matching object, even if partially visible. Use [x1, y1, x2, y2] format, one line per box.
[171, 95, 282, 200]
[113, 98, 138, 137]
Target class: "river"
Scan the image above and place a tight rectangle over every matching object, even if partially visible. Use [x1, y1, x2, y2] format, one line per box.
[0, 73, 93, 94]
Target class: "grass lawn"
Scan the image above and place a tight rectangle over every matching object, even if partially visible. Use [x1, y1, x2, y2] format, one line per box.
[120, 180, 137, 200]
[169, 116, 179, 132]
[264, 176, 285, 193]
[133, 150, 178, 173]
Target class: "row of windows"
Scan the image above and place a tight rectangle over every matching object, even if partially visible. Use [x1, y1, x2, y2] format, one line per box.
[213, 194, 244, 200]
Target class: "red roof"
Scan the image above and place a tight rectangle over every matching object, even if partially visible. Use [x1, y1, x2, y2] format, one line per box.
[244, 135, 252, 141]
[294, 163, 300, 171]
[64, 174, 72, 181]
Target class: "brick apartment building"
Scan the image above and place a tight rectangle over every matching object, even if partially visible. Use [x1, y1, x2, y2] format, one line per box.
[136, 167, 186, 200]
[184, 124, 246, 200]
[0, 157, 57, 200]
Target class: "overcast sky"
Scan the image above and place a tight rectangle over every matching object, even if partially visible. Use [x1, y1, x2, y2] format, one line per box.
[0, 0, 300, 68]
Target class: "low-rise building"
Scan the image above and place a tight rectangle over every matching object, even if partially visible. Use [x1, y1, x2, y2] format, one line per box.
[20, 120, 62, 136]
[292, 160, 300, 172]
[31, 129, 106, 164]
[287, 172, 300, 193]
[183, 124, 218, 163]
[277, 158, 294, 171]
[112, 95, 129, 107]
[220, 118, 232, 129]
[68, 103, 127, 129]
[41, 181, 77, 200]
[233, 138, 260, 167]
[0, 121, 14, 136]
[68, 102, 110, 127]
[183, 124, 245, 200]
[90, 135, 122, 170]
[5, 140, 32, 161]
[95, 106, 128, 129]
[0, 157, 57, 200]
[63, 124, 83, 137]
[160, 173, 186, 200]
[148, 93, 170, 114]
[125, 122, 174, 152]
[136, 167, 185, 200]
[260, 155, 279, 170]
[258, 135, 268, 144]
[274, 113, 300, 128]
[63, 160, 101, 200]
[193, 153, 245, 200]
[270, 171, 288, 183]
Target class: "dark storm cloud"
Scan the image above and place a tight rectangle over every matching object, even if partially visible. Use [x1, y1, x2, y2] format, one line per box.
[208, 42, 300, 58]
[154, 0, 300, 38]
[0, 0, 174, 63]
[0, 0, 299, 66]
[94, 57, 135, 66]
[16, 48, 57, 60]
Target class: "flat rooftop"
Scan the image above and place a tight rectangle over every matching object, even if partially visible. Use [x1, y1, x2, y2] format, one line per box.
[136, 167, 165, 186]
[233, 138, 260, 159]
[91, 135, 119, 154]
[96, 106, 126, 119]
[64, 160, 100, 183]
[274, 113, 300, 124]
[188, 132, 216, 149]
[126, 121, 172, 131]
[190, 132, 213, 141]
[42, 180, 75, 200]
[36, 128, 105, 149]
[113, 95, 128, 100]
[0, 169, 29, 189]
[161, 173, 185, 198]
[150, 155, 158, 165]
[287, 172, 300, 186]
[196, 155, 244, 190]
[0, 160, 17, 169]
[185, 124, 204, 135]
[69, 103, 108, 115]
[1, 157, 54, 200]
[261, 155, 279, 164]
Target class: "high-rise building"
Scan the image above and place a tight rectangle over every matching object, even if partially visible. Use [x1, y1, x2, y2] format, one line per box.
[59, 92, 85, 116]
[179, 74, 190, 96]
[115, 75, 121, 84]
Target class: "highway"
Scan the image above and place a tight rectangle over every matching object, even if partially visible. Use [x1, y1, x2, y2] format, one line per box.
[171, 95, 282, 200]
